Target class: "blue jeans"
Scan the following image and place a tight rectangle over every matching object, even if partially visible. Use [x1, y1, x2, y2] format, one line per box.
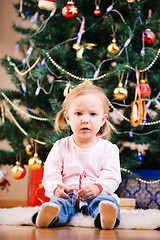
[33, 192, 120, 229]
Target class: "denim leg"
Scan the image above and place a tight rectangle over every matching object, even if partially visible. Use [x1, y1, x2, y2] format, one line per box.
[87, 194, 120, 229]
[31, 192, 79, 227]
[49, 192, 79, 226]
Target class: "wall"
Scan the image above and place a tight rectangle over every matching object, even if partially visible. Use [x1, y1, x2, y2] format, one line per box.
[0, 0, 32, 207]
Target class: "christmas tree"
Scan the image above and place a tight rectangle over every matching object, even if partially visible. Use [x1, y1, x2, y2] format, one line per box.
[0, 0, 160, 178]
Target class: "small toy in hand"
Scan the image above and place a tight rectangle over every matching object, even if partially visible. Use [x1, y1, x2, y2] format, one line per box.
[72, 170, 87, 206]
[0, 170, 10, 193]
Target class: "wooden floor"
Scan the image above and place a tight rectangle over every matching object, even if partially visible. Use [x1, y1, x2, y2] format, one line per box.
[0, 225, 160, 240]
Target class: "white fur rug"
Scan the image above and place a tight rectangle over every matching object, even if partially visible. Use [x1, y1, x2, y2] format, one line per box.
[0, 207, 160, 229]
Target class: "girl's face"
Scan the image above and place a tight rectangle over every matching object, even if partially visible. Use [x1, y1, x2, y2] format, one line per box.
[64, 93, 107, 147]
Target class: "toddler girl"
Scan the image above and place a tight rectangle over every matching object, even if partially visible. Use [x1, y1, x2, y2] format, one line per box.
[32, 83, 121, 230]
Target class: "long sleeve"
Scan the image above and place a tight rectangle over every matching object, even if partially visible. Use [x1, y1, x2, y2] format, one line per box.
[95, 144, 121, 195]
[42, 141, 64, 198]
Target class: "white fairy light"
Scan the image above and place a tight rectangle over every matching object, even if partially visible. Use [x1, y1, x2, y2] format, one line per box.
[35, 86, 41, 96]
[106, 4, 114, 13]
[21, 82, 27, 93]
[30, 12, 38, 23]
[22, 58, 26, 66]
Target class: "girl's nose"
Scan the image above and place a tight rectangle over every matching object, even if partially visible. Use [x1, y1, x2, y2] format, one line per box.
[81, 117, 89, 124]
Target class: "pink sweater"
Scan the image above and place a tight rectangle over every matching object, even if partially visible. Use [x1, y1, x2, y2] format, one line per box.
[42, 136, 121, 202]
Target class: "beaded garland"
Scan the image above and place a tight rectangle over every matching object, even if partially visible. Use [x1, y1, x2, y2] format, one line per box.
[5, 106, 46, 145]
[46, 52, 117, 81]
[126, 48, 160, 73]
[46, 47, 160, 80]
[121, 168, 160, 184]
[1, 92, 49, 122]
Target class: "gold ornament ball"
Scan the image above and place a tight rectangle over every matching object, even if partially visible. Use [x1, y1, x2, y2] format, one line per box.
[25, 144, 34, 156]
[82, 80, 93, 85]
[10, 161, 26, 180]
[107, 39, 121, 54]
[113, 84, 128, 101]
[28, 153, 43, 171]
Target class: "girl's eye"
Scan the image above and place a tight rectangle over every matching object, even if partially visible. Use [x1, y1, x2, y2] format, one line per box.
[75, 112, 82, 116]
[90, 113, 97, 116]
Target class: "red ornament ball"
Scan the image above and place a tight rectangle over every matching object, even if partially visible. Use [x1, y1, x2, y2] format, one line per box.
[142, 29, 156, 45]
[136, 79, 151, 99]
[94, 6, 101, 16]
[62, 1, 79, 19]
[139, 79, 151, 98]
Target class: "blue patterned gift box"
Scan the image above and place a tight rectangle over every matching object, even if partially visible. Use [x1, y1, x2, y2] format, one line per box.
[117, 170, 160, 209]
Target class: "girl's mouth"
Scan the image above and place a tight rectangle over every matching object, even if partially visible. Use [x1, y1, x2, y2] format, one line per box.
[80, 127, 90, 131]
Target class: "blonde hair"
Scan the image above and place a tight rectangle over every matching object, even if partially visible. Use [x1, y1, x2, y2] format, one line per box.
[54, 84, 115, 140]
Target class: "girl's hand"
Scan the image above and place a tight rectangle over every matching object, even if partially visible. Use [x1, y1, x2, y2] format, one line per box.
[54, 184, 74, 199]
[78, 183, 102, 200]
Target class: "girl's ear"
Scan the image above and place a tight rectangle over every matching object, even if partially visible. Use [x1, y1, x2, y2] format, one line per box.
[64, 111, 70, 124]
[101, 113, 108, 126]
